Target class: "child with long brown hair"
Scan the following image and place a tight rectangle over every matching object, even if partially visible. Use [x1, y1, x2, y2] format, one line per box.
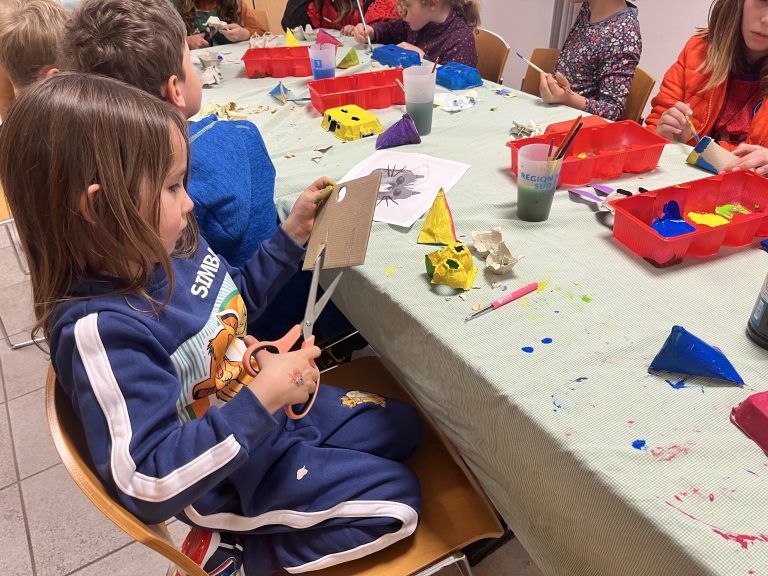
[352, 0, 479, 66]
[281, 0, 398, 33]
[0, 72, 421, 576]
[646, 0, 768, 172]
[172, 0, 265, 48]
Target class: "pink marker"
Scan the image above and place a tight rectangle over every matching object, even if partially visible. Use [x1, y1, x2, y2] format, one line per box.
[465, 282, 539, 322]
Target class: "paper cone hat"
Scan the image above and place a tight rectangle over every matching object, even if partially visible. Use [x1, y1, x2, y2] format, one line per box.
[649, 325, 744, 384]
[316, 29, 342, 46]
[418, 189, 457, 245]
[285, 27, 301, 47]
[337, 47, 359, 69]
[376, 113, 421, 150]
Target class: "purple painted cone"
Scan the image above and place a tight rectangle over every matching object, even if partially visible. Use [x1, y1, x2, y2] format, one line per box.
[375, 114, 421, 149]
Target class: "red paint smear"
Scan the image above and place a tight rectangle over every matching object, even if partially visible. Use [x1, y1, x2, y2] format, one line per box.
[666, 501, 768, 549]
[709, 493, 715, 502]
[650, 444, 690, 461]
[627, 420, 635, 425]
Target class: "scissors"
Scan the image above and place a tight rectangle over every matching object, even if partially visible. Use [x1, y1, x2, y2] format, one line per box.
[242, 244, 343, 419]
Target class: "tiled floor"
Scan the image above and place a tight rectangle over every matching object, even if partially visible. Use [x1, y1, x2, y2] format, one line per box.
[0, 228, 544, 575]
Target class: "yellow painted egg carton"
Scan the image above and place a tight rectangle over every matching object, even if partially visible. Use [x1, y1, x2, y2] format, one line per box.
[321, 104, 383, 142]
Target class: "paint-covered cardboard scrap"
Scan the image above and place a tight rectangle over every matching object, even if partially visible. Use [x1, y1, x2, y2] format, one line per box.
[425, 242, 476, 291]
[649, 325, 745, 384]
[686, 136, 738, 174]
[732, 391, 768, 454]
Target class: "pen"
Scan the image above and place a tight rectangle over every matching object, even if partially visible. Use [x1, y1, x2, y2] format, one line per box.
[465, 282, 539, 322]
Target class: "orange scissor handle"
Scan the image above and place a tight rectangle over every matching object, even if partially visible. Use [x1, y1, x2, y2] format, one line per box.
[242, 325, 319, 420]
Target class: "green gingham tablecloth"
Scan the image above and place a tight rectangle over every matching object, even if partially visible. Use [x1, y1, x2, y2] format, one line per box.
[195, 39, 768, 576]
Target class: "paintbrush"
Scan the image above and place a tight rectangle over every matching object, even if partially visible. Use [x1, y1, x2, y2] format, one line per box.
[394, 78, 405, 92]
[354, 0, 374, 53]
[552, 115, 582, 160]
[685, 115, 701, 143]
[556, 122, 583, 160]
[431, 56, 440, 74]
[515, 51, 570, 93]
[547, 137, 555, 160]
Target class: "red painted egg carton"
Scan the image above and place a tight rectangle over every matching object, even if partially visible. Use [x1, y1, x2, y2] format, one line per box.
[610, 171, 768, 267]
[241, 46, 311, 78]
[507, 120, 666, 186]
[306, 68, 405, 114]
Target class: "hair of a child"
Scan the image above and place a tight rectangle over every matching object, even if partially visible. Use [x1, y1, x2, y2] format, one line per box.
[397, 0, 480, 29]
[312, 0, 355, 21]
[700, 0, 768, 94]
[0, 72, 198, 341]
[176, 0, 242, 36]
[60, 0, 187, 98]
[0, 0, 69, 90]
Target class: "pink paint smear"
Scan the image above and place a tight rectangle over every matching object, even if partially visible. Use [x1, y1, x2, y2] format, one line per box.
[666, 501, 768, 549]
[651, 444, 689, 461]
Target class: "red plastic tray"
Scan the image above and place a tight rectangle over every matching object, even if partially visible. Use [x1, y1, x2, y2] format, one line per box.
[241, 46, 311, 78]
[611, 171, 768, 266]
[306, 68, 405, 114]
[507, 120, 667, 186]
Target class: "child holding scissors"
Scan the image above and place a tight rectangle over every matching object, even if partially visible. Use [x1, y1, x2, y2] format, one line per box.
[0, 72, 421, 576]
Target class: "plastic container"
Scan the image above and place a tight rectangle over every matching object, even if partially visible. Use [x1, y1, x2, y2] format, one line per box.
[435, 62, 483, 90]
[507, 120, 667, 186]
[307, 68, 405, 114]
[372, 44, 421, 68]
[610, 171, 768, 267]
[241, 46, 312, 78]
[309, 42, 336, 80]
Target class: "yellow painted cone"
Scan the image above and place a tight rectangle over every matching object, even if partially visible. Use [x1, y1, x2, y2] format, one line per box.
[285, 27, 301, 47]
[418, 188, 457, 245]
[337, 47, 360, 69]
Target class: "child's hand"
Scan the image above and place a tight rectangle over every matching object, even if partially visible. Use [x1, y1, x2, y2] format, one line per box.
[539, 72, 581, 106]
[352, 23, 374, 44]
[187, 33, 210, 49]
[341, 24, 356, 36]
[723, 143, 768, 175]
[247, 341, 321, 414]
[221, 23, 251, 43]
[397, 42, 424, 58]
[282, 177, 336, 246]
[657, 101, 694, 143]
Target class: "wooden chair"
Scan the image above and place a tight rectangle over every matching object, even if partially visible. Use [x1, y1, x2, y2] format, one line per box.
[474, 28, 510, 84]
[46, 357, 503, 575]
[520, 47, 560, 97]
[618, 66, 656, 124]
[252, 0, 288, 35]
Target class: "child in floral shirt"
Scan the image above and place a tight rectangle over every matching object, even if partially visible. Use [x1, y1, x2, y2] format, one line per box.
[540, 0, 642, 121]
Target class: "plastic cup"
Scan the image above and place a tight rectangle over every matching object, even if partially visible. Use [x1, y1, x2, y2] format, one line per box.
[403, 65, 436, 135]
[309, 43, 336, 80]
[516, 143, 563, 222]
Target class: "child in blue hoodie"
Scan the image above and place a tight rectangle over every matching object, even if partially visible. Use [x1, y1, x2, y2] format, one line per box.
[0, 71, 422, 576]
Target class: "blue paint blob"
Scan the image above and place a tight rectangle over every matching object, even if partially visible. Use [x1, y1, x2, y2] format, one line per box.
[632, 439, 646, 450]
[522, 346, 534, 353]
[665, 378, 688, 389]
[651, 201, 696, 238]
[541, 337, 553, 344]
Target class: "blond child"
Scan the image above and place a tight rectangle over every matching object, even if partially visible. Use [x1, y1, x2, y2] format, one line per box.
[646, 0, 768, 174]
[0, 71, 421, 575]
[353, 0, 478, 67]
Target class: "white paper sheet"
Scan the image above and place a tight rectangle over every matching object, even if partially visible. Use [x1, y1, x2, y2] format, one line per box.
[338, 150, 470, 228]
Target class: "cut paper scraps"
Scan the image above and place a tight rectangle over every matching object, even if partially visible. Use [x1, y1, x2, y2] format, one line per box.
[249, 31, 280, 48]
[337, 47, 360, 69]
[651, 201, 696, 238]
[425, 243, 477, 291]
[417, 189, 456, 245]
[316, 28, 342, 46]
[732, 390, 768, 454]
[198, 51, 223, 86]
[509, 119, 543, 139]
[434, 91, 478, 112]
[285, 27, 301, 47]
[471, 227, 523, 275]
[376, 113, 421, 150]
[649, 325, 745, 385]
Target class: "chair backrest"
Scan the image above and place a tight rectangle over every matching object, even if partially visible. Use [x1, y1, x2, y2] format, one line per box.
[253, 0, 289, 35]
[46, 357, 503, 576]
[619, 66, 656, 123]
[474, 28, 510, 84]
[520, 47, 560, 97]
[44, 367, 208, 576]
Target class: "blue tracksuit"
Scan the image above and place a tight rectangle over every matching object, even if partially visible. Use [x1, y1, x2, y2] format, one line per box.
[50, 230, 422, 575]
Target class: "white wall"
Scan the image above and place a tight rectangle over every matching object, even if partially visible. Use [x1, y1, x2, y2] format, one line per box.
[481, 0, 711, 114]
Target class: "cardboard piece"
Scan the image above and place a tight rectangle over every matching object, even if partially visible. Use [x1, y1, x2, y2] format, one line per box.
[376, 113, 421, 149]
[686, 136, 738, 174]
[303, 172, 383, 270]
[316, 28, 342, 46]
[269, 81, 292, 103]
[417, 189, 456, 245]
[285, 27, 301, 47]
[337, 47, 360, 69]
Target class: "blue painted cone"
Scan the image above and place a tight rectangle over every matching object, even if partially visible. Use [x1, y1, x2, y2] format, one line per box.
[375, 114, 421, 149]
[649, 325, 744, 384]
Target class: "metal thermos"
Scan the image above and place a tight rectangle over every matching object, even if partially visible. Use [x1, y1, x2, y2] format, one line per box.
[747, 272, 768, 350]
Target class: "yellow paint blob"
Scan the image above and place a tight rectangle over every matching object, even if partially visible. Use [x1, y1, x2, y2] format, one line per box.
[687, 212, 729, 227]
[537, 280, 549, 293]
[384, 265, 397, 276]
